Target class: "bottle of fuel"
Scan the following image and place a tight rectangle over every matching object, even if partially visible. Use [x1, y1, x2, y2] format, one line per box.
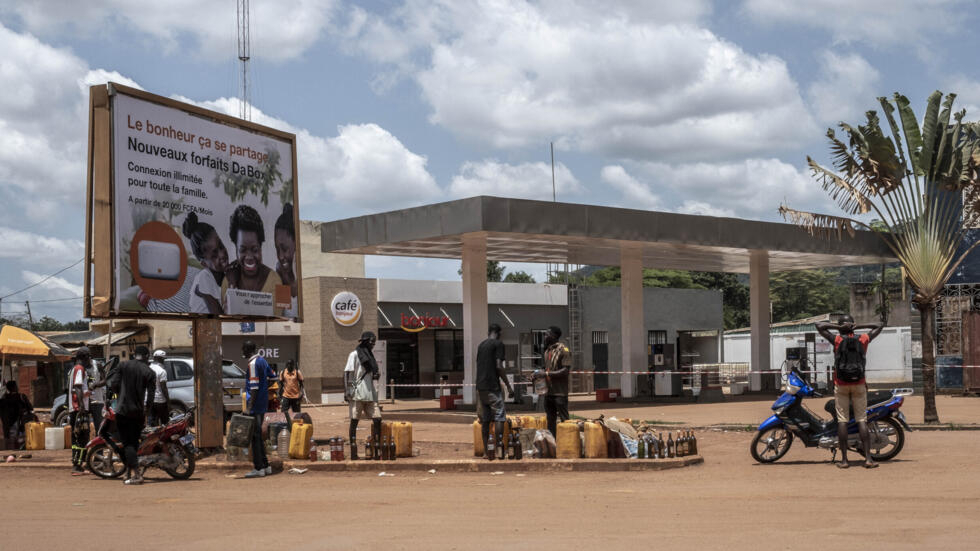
[487, 432, 496, 461]
[514, 432, 523, 460]
[677, 432, 685, 457]
[637, 436, 646, 459]
[498, 430, 507, 460]
[390, 436, 398, 461]
[667, 432, 674, 458]
[658, 433, 665, 457]
[365, 435, 373, 460]
[691, 431, 698, 455]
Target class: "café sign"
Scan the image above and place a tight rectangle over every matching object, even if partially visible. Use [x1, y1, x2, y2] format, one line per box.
[331, 292, 362, 327]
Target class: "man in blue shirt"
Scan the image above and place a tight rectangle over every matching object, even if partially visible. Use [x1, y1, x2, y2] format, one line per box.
[243, 340, 275, 478]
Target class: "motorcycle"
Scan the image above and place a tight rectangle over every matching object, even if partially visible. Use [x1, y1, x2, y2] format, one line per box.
[85, 405, 198, 480]
[751, 369, 913, 464]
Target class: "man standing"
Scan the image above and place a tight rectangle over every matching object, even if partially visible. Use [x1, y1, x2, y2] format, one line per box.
[476, 323, 514, 459]
[816, 315, 883, 469]
[243, 340, 274, 478]
[0, 381, 33, 449]
[85, 358, 106, 435]
[344, 332, 382, 460]
[68, 347, 92, 475]
[279, 359, 304, 417]
[106, 346, 156, 485]
[541, 326, 571, 437]
[148, 350, 170, 426]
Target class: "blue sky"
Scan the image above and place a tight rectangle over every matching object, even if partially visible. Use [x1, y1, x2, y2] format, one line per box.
[0, 0, 978, 322]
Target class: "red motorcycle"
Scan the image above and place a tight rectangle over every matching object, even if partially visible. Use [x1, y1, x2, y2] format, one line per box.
[85, 405, 197, 480]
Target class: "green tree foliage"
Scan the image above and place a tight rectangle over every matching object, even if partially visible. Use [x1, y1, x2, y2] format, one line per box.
[213, 148, 287, 207]
[458, 260, 506, 282]
[503, 270, 536, 283]
[769, 270, 849, 323]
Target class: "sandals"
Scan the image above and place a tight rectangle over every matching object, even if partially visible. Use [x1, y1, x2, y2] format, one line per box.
[863, 461, 879, 469]
[835, 460, 850, 469]
[124, 477, 144, 485]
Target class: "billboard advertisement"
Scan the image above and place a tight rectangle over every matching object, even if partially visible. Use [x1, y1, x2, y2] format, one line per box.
[86, 83, 301, 321]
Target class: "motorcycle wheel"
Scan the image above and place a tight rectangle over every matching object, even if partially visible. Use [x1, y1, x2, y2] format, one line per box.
[751, 427, 794, 463]
[856, 417, 905, 462]
[86, 443, 126, 479]
[163, 444, 196, 480]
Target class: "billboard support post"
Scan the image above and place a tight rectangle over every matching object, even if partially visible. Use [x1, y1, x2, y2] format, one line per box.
[193, 318, 224, 449]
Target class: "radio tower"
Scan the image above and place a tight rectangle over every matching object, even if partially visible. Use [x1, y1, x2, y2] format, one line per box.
[237, 0, 251, 121]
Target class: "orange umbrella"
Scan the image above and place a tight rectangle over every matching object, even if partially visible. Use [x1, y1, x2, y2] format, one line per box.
[0, 324, 72, 361]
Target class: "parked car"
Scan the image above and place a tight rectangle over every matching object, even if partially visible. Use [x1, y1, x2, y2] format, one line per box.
[52, 357, 246, 426]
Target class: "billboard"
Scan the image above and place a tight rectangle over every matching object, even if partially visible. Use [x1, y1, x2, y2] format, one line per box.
[85, 83, 302, 321]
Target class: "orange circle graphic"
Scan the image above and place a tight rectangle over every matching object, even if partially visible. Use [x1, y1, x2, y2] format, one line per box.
[130, 221, 188, 300]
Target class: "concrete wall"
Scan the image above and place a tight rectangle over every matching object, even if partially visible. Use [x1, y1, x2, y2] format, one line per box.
[723, 326, 912, 384]
[850, 283, 911, 327]
[299, 220, 364, 279]
[579, 286, 724, 389]
[300, 276, 378, 401]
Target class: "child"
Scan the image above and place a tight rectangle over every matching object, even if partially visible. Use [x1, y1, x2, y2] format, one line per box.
[274, 203, 297, 318]
[182, 212, 229, 314]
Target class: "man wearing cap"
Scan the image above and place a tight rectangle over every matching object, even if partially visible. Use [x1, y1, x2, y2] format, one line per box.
[107, 346, 156, 485]
[541, 326, 571, 438]
[68, 347, 93, 475]
[148, 350, 170, 426]
[344, 331, 382, 460]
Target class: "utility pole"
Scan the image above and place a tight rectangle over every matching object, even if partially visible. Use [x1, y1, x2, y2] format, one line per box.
[25, 301, 34, 331]
[237, 0, 251, 121]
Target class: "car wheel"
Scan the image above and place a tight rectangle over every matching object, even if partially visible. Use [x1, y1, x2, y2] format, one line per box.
[53, 408, 69, 427]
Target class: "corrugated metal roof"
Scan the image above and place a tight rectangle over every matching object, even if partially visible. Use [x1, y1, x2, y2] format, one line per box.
[725, 314, 832, 335]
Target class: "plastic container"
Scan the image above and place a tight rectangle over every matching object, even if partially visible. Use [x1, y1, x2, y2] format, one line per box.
[45, 427, 65, 450]
[64, 425, 72, 449]
[583, 421, 608, 458]
[289, 421, 313, 459]
[277, 429, 291, 460]
[25, 422, 49, 451]
[556, 421, 582, 459]
[391, 421, 413, 458]
[226, 414, 255, 449]
[473, 420, 484, 457]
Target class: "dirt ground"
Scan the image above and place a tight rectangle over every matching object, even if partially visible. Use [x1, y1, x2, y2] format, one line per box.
[6, 395, 980, 550]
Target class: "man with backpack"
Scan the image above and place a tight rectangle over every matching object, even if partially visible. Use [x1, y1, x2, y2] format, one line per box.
[816, 315, 883, 469]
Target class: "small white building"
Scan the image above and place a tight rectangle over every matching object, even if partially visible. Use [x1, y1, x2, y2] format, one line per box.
[724, 315, 912, 386]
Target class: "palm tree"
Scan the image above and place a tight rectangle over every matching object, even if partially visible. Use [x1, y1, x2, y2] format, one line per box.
[781, 91, 980, 423]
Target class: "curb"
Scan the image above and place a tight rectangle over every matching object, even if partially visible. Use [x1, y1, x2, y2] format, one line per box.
[0, 456, 703, 473]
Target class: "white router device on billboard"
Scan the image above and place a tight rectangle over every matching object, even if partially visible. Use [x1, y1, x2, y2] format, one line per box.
[137, 241, 181, 280]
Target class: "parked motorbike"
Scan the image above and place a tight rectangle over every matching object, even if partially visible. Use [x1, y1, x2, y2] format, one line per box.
[85, 405, 198, 479]
[751, 369, 912, 464]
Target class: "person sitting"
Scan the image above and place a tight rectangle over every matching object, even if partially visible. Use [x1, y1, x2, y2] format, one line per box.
[0, 381, 34, 449]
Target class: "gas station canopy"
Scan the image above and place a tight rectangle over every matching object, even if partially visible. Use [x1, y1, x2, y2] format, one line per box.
[319, 196, 895, 271]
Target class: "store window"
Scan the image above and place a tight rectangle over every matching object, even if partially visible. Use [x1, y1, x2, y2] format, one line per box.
[435, 329, 464, 372]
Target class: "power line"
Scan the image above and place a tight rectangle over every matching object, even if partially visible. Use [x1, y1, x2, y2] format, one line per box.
[24, 295, 84, 304]
[0, 258, 83, 300]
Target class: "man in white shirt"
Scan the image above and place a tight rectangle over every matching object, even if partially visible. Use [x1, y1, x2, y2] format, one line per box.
[344, 332, 382, 460]
[148, 350, 170, 426]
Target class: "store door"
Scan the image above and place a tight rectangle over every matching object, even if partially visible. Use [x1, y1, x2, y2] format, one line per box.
[380, 330, 419, 398]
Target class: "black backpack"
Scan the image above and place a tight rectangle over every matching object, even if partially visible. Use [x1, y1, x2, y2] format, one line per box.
[835, 335, 866, 383]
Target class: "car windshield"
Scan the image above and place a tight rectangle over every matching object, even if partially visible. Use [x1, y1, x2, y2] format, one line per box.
[222, 362, 246, 379]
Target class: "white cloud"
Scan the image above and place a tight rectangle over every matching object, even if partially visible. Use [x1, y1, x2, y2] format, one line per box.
[602, 158, 838, 220]
[0, 226, 84, 266]
[742, 0, 967, 49]
[4, 1, 336, 61]
[808, 50, 881, 125]
[600, 165, 661, 210]
[21, 270, 83, 296]
[174, 95, 442, 212]
[342, 1, 816, 161]
[946, 75, 980, 117]
[450, 160, 581, 201]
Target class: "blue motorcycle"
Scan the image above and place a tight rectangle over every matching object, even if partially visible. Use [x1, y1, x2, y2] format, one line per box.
[751, 369, 913, 464]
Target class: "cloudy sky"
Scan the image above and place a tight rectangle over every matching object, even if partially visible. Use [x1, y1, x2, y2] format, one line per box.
[1, 0, 978, 322]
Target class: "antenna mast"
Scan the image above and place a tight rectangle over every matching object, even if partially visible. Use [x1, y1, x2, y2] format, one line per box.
[237, 0, 251, 121]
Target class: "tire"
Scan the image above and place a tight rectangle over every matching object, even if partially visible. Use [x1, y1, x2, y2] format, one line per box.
[53, 408, 68, 427]
[857, 417, 905, 462]
[751, 427, 794, 463]
[86, 442, 126, 479]
[163, 444, 196, 480]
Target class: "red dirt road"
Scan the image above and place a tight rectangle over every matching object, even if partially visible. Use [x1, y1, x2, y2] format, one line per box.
[5, 428, 979, 550]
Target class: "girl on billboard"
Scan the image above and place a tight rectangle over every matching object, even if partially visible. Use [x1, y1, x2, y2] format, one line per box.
[182, 212, 229, 314]
[274, 203, 297, 318]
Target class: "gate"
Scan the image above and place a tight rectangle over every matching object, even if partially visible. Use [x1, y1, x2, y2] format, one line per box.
[962, 311, 980, 392]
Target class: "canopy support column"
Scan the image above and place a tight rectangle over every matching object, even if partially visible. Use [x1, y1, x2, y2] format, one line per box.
[620, 245, 644, 398]
[750, 250, 771, 374]
[461, 234, 488, 405]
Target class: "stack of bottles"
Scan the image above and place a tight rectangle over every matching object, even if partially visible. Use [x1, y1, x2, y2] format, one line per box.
[634, 430, 699, 459]
[484, 429, 523, 461]
[363, 435, 399, 461]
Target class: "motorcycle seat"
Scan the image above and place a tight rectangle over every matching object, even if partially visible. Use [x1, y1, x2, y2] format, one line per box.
[824, 390, 894, 415]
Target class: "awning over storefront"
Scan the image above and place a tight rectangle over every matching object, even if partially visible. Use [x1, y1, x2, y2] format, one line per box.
[84, 327, 146, 347]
